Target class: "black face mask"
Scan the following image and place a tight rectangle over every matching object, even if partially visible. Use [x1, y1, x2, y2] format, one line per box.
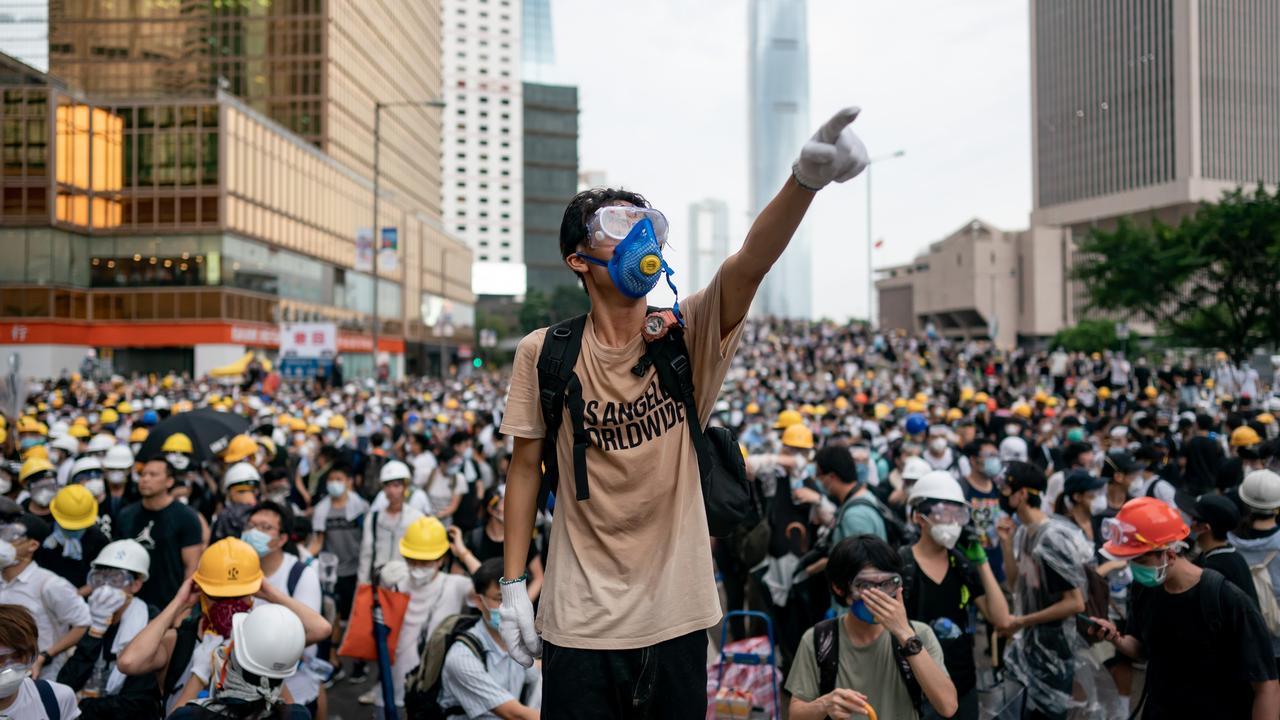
[999, 490, 1018, 514]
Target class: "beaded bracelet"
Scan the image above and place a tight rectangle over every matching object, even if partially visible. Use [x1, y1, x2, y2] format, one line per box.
[499, 573, 529, 586]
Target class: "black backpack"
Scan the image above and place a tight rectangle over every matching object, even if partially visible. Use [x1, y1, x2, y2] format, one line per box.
[404, 615, 487, 719]
[534, 312, 761, 538]
[814, 617, 923, 712]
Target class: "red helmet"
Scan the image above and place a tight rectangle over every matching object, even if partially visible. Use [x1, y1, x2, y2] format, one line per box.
[1101, 497, 1189, 558]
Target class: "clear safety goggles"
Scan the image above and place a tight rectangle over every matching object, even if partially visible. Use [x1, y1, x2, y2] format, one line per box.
[0, 523, 28, 542]
[585, 206, 669, 249]
[850, 572, 903, 597]
[73, 468, 104, 483]
[87, 567, 134, 589]
[924, 503, 971, 526]
[1100, 516, 1161, 549]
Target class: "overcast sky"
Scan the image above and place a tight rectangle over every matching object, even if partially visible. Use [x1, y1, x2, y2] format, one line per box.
[546, 0, 1032, 320]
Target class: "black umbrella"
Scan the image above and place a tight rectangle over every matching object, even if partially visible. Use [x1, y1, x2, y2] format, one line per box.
[137, 408, 250, 463]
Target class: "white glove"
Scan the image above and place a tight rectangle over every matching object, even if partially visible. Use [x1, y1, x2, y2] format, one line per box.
[88, 586, 127, 632]
[499, 578, 541, 668]
[792, 106, 869, 191]
[378, 559, 409, 589]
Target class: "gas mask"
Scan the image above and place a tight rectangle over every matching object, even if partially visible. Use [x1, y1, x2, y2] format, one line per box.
[576, 212, 681, 310]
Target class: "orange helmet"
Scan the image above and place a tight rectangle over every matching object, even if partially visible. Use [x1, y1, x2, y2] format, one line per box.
[1101, 497, 1189, 558]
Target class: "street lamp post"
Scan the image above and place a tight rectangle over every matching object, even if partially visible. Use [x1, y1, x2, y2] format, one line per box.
[371, 98, 445, 378]
[866, 149, 906, 328]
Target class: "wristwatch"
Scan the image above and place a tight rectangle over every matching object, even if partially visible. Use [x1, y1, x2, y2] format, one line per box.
[899, 635, 924, 658]
[38, 651, 52, 664]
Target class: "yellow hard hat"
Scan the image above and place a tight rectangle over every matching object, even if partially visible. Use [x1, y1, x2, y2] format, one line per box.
[16, 416, 43, 435]
[22, 444, 48, 462]
[798, 404, 816, 416]
[36, 402, 47, 413]
[209, 393, 223, 404]
[162, 375, 175, 389]
[399, 517, 450, 561]
[99, 408, 119, 425]
[35, 422, 48, 436]
[116, 401, 134, 415]
[1046, 397, 1059, 408]
[306, 424, 322, 436]
[906, 400, 927, 414]
[813, 404, 829, 417]
[327, 415, 347, 430]
[19, 457, 55, 483]
[914, 392, 928, 404]
[434, 414, 450, 425]
[312, 397, 327, 408]
[68, 425, 90, 439]
[1033, 391, 1048, 404]
[959, 388, 975, 403]
[1144, 386, 1158, 399]
[174, 400, 194, 414]
[773, 410, 803, 430]
[1013, 404, 1033, 419]
[103, 395, 118, 408]
[1231, 426, 1262, 448]
[974, 392, 990, 404]
[288, 418, 306, 432]
[277, 413, 292, 427]
[1219, 394, 1233, 404]
[1098, 386, 1112, 400]
[50, 396, 63, 409]
[130, 427, 149, 443]
[834, 397, 850, 411]
[222, 434, 257, 463]
[162, 433, 195, 454]
[50, 485, 98, 531]
[1205, 378, 1215, 390]
[463, 410, 477, 424]
[781, 424, 815, 450]
[874, 403, 891, 420]
[835, 379, 847, 390]
[946, 408, 964, 422]
[193, 538, 264, 597]
[72, 416, 89, 427]
[445, 398, 460, 411]
[1067, 398, 1078, 408]
[1258, 413, 1276, 425]
[893, 398, 908, 409]
[745, 402, 761, 415]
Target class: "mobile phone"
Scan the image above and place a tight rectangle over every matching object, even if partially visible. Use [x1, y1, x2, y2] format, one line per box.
[1075, 613, 1099, 627]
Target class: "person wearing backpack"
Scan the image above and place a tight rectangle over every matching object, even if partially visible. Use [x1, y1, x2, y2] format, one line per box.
[1087, 497, 1280, 718]
[497, 108, 869, 717]
[900, 471, 1011, 720]
[1227, 469, 1280, 669]
[785, 534, 957, 720]
[1185, 494, 1258, 605]
[437, 559, 541, 718]
[0, 604, 81, 720]
[816, 445, 890, 548]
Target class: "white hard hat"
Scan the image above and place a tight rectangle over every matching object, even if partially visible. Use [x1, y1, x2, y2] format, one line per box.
[152, 396, 170, 411]
[49, 421, 70, 438]
[70, 456, 103, 480]
[902, 457, 933, 482]
[1240, 469, 1280, 511]
[86, 434, 116, 454]
[379, 459, 412, 484]
[231, 604, 305, 679]
[49, 435, 81, 454]
[908, 470, 969, 507]
[999, 436, 1029, 463]
[92, 539, 150, 580]
[103, 445, 135, 471]
[222, 462, 261, 492]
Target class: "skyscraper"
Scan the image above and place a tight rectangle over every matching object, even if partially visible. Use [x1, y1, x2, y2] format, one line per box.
[748, 0, 810, 319]
[442, 0, 525, 297]
[522, 0, 555, 83]
[688, 199, 730, 293]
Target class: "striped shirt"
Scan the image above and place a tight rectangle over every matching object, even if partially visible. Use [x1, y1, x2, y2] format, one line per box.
[438, 622, 541, 718]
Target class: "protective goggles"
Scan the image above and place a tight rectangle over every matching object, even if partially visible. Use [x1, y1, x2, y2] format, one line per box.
[585, 206, 669, 249]
[851, 572, 903, 597]
[1100, 517, 1162, 551]
[87, 567, 134, 589]
[73, 468, 104, 483]
[0, 523, 28, 542]
[923, 503, 971, 526]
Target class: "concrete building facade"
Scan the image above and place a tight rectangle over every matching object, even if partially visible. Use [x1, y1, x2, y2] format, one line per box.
[522, 82, 579, 297]
[441, 0, 525, 297]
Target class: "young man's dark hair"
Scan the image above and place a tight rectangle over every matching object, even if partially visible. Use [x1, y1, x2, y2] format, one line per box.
[449, 431, 473, 448]
[248, 500, 294, 536]
[814, 445, 857, 486]
[410, 433, 431, 452]
[1004, 461, 1045, 509]
[826, 534, 903, 606]
[962, 438, 996, 459]
[1196, 413, 1216, 432]
[558, 187, 651, 288]
[471, 557, 504, 596]
[329, 461, 354, 478]
[1062, 441, 1093, 469]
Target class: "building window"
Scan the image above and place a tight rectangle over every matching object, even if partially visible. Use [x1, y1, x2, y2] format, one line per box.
[500, 255, 510, 261]
[456, 224, 466, 232]
[479, 254, 489, 261]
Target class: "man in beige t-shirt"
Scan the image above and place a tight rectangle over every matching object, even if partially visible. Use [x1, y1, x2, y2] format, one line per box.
[498, 107, 869, 718]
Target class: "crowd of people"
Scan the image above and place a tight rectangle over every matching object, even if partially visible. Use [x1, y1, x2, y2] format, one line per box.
[2, 320, 1280, 719]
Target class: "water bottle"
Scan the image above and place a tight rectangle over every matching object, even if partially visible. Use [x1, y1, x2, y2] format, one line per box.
[317, 551, 339, 595]
[79, 655, 110, 699]
[931, 617, 963, 641]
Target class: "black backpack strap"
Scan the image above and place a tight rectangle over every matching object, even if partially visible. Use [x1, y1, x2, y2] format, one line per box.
[813, 618, 839, 697]
[1198, 567, 1225, 634]
[535, 315, 588, 506]
[35, 678, 60, 720]
[645, 327, 712, 484]
[898, 545, 919, 617]
[565, 373, 590, 501]
[286, 558, 307, 597]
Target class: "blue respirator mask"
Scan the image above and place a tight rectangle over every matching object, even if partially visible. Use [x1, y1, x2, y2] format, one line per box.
[576, 206, 682, 315]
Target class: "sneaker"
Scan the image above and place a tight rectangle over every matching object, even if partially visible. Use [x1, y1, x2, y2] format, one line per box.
[358, 687, 378, 705]
[347, 664, 369, 684]
[323, 665, 346, 688]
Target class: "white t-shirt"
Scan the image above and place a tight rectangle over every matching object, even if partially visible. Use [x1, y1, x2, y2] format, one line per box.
[265, 553, 323, 705]
[1, 677, 80, 719]
[426, 468, 467, 517]
[411, 452, 438, 489]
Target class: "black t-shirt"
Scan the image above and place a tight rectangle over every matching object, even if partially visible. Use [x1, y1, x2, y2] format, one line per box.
[902, 548, 985, 694]
[116, 500, 204, 608]
[466, 525, 536, 567]
[1195, 546, 1260, 607]
[1132, 570, 1277, 719]
[35, 524, 111, 588]
[1183, 435, 1224, 495]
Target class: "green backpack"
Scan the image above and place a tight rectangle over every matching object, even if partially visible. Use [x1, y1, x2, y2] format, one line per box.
[403, 614, 485, 719]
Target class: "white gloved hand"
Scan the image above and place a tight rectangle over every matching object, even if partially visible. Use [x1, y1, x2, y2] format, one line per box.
[378, 559, 409, 589]
[792, 106, 869, 191]
[88, 586, 127, 632]
[499, 578, 541, 668]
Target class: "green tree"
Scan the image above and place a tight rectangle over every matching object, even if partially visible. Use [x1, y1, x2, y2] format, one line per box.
[518, 289, 552, 333]
[1051, 319, 1117, 353]
[1073, 184, 1280, 362]
[549, 284, 592, 319]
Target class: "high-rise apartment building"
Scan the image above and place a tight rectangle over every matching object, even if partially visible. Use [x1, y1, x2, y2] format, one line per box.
[441, 0, 525, 297]
[0, 1, 474, 379]
[688, 199, 730, 293]
[523, 83, 578, 296]
[0, 0, 47, 70]
[748, 0, 811, 319]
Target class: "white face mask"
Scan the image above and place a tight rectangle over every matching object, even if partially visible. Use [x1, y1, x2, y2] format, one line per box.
[327, 480, 347, 497]
[31, 486, 55, 507]
[166, 453, 190, 471]
[0, 539, 16, 568]
[82, 479, 106, 501]
[929, 522, 962, 549]
[0, 663, 29, 698]
[106, 469, 128, 485]
[1090, 492, 1109, 515]
[0, 476, 9, 495]
[929, 438, 947, 453]
[409, 566, 437, 586]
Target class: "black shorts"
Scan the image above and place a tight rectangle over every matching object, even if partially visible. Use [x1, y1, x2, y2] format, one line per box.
[542, 629, 707, 719]
[334, 574, 357, 620]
